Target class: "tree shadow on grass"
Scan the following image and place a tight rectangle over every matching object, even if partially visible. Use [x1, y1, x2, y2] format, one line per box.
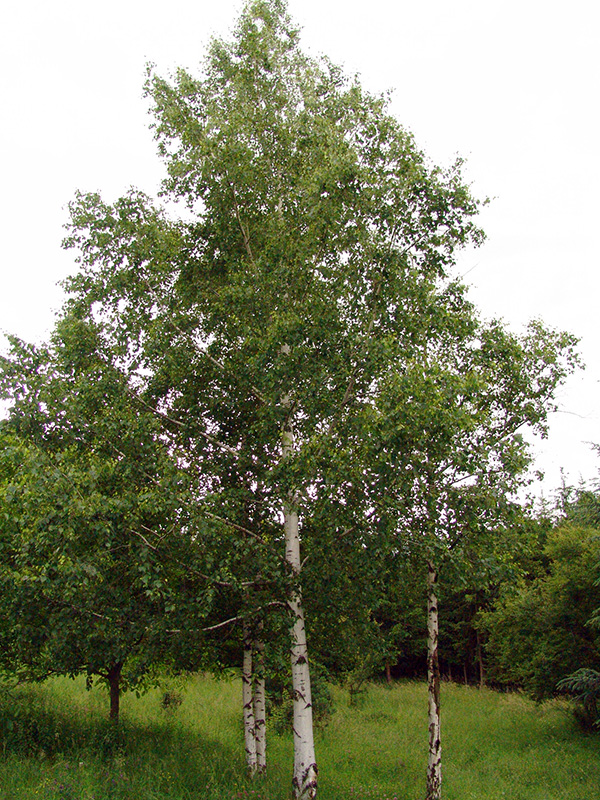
[0, 687, 250, 799]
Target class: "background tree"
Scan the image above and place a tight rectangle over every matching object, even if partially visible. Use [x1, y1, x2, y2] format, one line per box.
[483, 485, 600, 727]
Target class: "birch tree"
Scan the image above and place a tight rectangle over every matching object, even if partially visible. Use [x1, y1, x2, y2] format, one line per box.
[369, 318, 579, 800]
[242, 618, 267, 774]
[61, 1, 491, 794]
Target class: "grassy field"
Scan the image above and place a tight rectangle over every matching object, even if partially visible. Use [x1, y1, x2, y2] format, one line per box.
[0, 674, 597, 800]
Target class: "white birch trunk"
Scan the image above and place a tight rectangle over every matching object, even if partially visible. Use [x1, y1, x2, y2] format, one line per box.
[282, 389, 318, 800]
[426, 561, 442, 800]
[242, 621, 258, 775]
[253, 631, 267, 774]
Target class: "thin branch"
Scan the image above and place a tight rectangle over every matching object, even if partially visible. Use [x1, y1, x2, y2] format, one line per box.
[165, 601, 288, 635]
[131, 390, 242, 459]
[141, 276, 268, 405]
[128, 389, 184, 428]
[203, 613, 246, 633]
[195, 429, 241, 458]
[229, 179, 256, 266]
[202, 511, 269, 546]
[65, 602, 112, 622]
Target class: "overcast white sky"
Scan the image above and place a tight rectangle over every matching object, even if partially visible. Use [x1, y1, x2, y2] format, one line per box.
[1, 0, 598, 497]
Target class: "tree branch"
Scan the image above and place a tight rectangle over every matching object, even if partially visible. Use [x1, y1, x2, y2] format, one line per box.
[229, 179, 256, 266]
[133, 525, 237, 588]
[130, 390, 242, 459]
[141, 276, 268, 405]
[168, 601, 288, 634]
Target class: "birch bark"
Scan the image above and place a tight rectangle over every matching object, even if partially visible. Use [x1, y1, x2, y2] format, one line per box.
[253, 631, 267, 774]
[426, 562, 442, 800]
[281, 379, 318, 799]
[242, 621, 258, 775]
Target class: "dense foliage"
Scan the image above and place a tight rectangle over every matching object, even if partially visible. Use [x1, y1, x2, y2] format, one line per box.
[480, 485, 600, 726]
[0, 322, 214, 717]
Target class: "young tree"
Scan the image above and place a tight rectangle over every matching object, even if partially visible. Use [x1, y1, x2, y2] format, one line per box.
[368, 318, 578, 800]
[0, 320, 214, 721]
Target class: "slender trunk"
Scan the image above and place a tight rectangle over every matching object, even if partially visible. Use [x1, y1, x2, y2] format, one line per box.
[107, 663, 122, 724]
[425, 562, 442, 800]
[243, 621, 258, 775]
[476, 628, 485, 688]
[282, 393, 317, 800]
[385, 663, 392, 685]
[253, 631, 267, 775]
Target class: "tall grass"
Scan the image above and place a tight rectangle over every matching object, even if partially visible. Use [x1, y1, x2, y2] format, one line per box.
[0, 675, 597, 799]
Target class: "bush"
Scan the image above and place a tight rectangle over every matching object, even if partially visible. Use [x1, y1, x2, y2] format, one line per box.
[481, 526, 600, 704]
[558, 668, 600, 729]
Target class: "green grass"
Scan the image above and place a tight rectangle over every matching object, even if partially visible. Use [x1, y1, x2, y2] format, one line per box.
[0, 675, 597, 799]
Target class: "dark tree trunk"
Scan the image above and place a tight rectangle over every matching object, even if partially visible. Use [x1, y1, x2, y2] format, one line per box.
[385, 663, 392, 685]
[476, 628, 485, 688]
[108, 663, 123, 723]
